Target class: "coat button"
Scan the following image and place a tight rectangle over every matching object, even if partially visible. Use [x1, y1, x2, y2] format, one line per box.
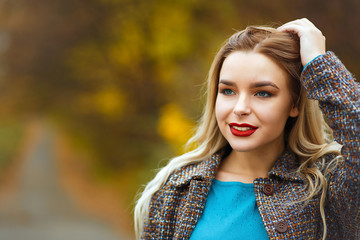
[262, 184, 274, 196]
[275, 221, 288, 233]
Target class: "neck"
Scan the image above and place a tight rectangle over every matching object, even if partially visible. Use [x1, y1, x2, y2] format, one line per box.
[216, 144, 285, 183]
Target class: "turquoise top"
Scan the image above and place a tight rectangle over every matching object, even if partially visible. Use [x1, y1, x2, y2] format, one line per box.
[190, 179, 269, 240]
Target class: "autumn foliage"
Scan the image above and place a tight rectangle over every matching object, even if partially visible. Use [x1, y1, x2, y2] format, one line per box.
[0, 0, 358, 204]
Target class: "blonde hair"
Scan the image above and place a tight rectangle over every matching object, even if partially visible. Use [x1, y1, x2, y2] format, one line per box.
[134, 26, 342, 239]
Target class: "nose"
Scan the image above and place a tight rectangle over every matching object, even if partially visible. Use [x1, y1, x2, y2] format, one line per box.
[233, 95, 251, 116]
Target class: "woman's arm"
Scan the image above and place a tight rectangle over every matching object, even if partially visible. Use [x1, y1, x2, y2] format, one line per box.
[279, 18, 360, 236]
[278, 17, 359, 168]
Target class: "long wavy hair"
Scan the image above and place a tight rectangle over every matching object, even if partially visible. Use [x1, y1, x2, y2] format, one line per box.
[134, 26, 342, 239]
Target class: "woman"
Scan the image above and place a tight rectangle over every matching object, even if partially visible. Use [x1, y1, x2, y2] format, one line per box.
[134, 18, 359, 239]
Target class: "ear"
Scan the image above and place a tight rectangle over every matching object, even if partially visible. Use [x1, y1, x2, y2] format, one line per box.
[289, 105, 299, 117]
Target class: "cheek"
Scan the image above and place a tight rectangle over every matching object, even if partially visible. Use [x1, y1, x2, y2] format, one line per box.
[215, 97, 231, 122]
[215, 100, 223, 123]
[256, 102, 293, 126]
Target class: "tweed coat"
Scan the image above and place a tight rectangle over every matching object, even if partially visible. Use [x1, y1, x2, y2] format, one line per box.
[142, 52, 359, 239]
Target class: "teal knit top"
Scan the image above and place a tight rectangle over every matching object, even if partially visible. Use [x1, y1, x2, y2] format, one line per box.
[190, 179, 269, 239]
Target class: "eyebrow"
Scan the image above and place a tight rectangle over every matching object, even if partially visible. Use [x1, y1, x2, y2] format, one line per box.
[218, 80, 235, 86]
[251, 81, 280, 89]
[219, 79, 279, 89]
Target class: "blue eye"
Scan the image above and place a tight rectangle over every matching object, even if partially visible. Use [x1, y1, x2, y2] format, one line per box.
[221, 89, 235, 95]
[255, 91, 272, 97]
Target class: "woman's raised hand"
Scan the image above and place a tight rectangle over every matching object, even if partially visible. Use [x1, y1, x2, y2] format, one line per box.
[278, 18, 326, 66]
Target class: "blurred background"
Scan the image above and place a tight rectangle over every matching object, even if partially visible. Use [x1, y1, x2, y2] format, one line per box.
[0, 0, 358, 239]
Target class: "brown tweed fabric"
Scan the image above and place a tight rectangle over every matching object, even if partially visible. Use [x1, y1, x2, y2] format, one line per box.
[142, 52, 359, 239]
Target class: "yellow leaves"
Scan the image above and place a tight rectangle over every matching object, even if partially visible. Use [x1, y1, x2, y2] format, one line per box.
[78, 88, 126, 120]
[149, 2, 193, 61]
[157, 103, 194, 152]
[148, 2, 194, 84]
[108, 20, 145, 70]
[154, 61, 178, 84]
[94, 88, 125, 117]
[67, 43, 114, 84]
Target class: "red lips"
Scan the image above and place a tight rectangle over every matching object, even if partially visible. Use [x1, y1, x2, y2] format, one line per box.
[229, 123, 258, 137]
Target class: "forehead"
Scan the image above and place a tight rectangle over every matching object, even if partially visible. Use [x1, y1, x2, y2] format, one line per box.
[219, 51, 289, 86]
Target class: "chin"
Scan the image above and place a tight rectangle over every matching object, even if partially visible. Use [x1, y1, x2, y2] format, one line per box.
[228, 142, 259, 153]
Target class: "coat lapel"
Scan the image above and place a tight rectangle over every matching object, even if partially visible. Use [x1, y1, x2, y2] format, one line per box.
[167, 147, 303, 239]
[174, 179, 212, 239]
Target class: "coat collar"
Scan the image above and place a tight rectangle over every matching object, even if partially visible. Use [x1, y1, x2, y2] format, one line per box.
[167, 149, 224, 187]
[269, 148, 304, 182]
[168, 147, 304, 187]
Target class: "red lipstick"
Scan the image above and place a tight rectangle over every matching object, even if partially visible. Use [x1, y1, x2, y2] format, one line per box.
[229, 123, 258, 137]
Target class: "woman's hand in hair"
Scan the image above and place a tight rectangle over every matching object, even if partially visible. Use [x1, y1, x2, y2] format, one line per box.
[278, 18, 326, 67]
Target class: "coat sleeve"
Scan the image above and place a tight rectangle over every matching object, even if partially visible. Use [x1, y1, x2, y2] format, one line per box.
[300, 51, 360, 236]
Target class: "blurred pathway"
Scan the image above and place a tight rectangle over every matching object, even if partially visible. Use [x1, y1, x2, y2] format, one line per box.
[0, 123, 127, 240]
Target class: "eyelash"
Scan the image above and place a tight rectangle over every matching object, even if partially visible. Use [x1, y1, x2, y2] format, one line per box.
[220, 89, 235, 95]
[255, 91, 272, 98]
[220, 89, 272, 98]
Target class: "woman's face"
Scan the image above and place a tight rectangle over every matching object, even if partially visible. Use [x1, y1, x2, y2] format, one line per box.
[215, 51, 299, 154]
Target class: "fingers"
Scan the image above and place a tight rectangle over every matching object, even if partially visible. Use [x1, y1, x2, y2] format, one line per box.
[277, 18, 322, 37]
[277, 18, 326, 66]
[278, 18, 315, 29]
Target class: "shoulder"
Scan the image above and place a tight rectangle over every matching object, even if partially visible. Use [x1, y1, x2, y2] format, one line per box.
[314, 151, 342, 173]
[165, 149, 225, 188]
[143, 149, 226, 239]
[146, 148, 225, 220]
[147, 147, 227, 217]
